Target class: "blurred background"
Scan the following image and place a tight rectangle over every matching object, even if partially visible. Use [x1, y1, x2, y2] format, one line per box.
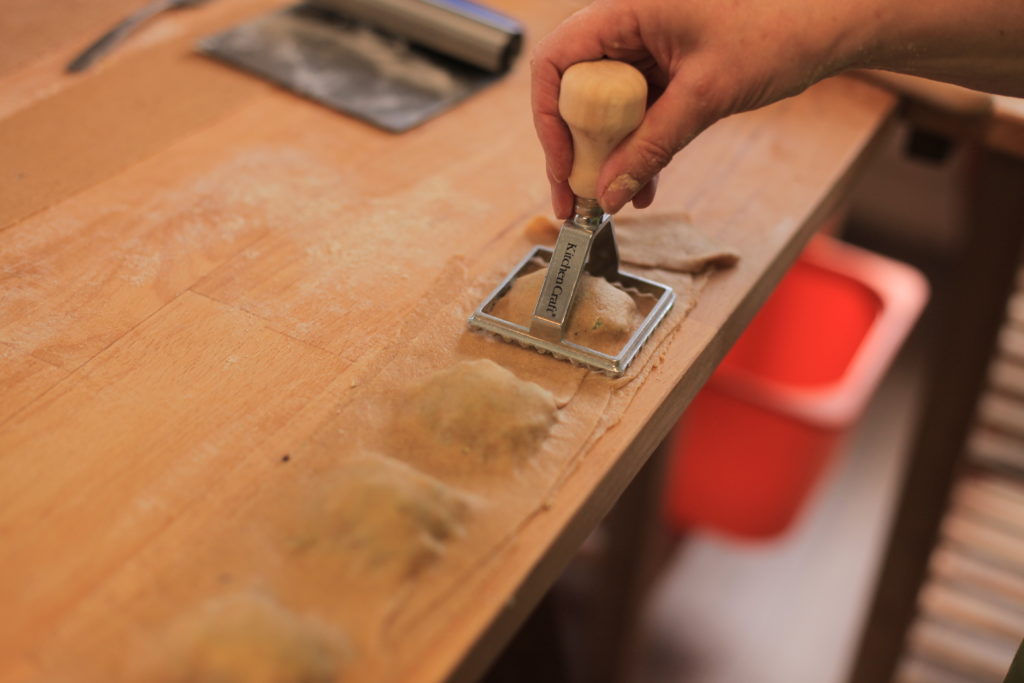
[488, 113, 1024, 683]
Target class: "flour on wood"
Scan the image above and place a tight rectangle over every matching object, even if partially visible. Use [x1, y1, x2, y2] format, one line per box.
[389, 359, 558, 475]
[490, 267, 647, 355]
[291, 454, 474, 582]
[149, 592, 343, 683]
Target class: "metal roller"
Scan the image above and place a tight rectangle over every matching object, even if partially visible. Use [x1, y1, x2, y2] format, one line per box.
[308, 0, 522, 73]
[200, 0, 523, 131]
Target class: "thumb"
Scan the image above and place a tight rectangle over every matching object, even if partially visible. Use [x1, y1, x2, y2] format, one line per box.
[597, 78, 713, 213]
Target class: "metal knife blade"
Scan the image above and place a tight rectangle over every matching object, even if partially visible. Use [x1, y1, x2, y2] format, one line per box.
[67, 0, 210, 73]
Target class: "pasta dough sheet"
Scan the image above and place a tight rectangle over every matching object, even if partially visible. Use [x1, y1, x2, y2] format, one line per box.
[44, 212, 738, 682]
[615, 212, 740, 272]
[143, 592, 344, 683]
[264, 212, 738, 666]
[289, 453, 476, 583]
[388, 359, 558, 477]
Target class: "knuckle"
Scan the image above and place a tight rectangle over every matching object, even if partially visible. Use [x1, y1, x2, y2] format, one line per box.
[633, 136, 676, 172]
[684, 74, 725, 129]
[688, 73, 716, 103]
[530, 36, 559, 72]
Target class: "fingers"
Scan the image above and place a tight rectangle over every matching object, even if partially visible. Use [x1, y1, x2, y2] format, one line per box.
[532, 3, 649, 218]
[533, 3, 642, 73]
[598, 75, 715, 213]
[631, 174, 658, 209]
[548, 167, 575, 219]
[531, 8, 610, 193]
[532, 55, 572, 188]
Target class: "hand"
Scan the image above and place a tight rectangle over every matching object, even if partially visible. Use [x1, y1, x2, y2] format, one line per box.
[531, 0, 860, 218]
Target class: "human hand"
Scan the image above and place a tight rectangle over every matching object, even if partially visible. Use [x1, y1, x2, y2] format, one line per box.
[532, 0, 860, 218]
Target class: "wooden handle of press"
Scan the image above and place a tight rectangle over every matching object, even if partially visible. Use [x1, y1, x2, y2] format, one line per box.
[559, 60, 648, 201]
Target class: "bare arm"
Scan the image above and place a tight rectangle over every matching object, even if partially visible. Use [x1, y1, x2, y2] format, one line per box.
[861, 0, 1024, 96]
[532, 0, 1024, 218]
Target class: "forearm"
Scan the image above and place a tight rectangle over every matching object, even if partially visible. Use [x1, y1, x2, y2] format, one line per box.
[532, 0, 1024, 217]
[844, 0, 1024, 96]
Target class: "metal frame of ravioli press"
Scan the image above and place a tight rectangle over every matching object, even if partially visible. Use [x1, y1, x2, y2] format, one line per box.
[468, 246, 676, 377]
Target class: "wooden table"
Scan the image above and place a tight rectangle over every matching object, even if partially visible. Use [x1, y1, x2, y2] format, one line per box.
[0, 2, 895, 681]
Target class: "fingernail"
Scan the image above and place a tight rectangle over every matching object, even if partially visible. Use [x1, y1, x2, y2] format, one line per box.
[601, 173, 642, 213]
[547, 164, 565, 184]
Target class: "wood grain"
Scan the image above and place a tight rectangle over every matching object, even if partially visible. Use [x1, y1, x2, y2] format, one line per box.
[0, 1, 896, 680]
[0, 0, 285, 120]
[0, 42, 266, 231]
[931, 545, 1024, 606]
[0, 292, 350, 671]
[944, 514, 1024, 571]
[919, 582, 1024, 642]
[905, 618, 1014, 683]
[896, 656, 978, 683]
[0, 0, 148, 78]
[899, 470, 1024, 683]
[0, 344, 64, 426]
[990, 357, 1024, 397]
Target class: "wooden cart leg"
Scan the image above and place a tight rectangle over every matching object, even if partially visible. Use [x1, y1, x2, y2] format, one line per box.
[483, 436, 681, 683]
[481, 591, 574, 683]
[580, 438, 680, 683]
[849, 148, 1024, 683]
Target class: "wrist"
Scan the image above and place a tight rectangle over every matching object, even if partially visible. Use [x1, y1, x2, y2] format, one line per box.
[821, 0, 892, 74]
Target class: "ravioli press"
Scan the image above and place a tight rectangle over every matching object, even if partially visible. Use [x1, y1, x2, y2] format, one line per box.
[469, 60, 675, 376]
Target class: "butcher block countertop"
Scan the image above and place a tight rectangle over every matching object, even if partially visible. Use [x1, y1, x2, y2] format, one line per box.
[0, 1, 897, 681]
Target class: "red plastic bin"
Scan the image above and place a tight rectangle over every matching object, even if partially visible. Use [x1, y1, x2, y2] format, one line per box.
[664, 235, 929, 539]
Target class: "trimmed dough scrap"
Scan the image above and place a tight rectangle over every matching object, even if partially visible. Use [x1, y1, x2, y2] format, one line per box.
[293, 453, 473, 582]
[489, 267, 643, 355]
[614, 212, 739, 272]
[520, 212, 738, 273]
[152, 592, 343, 683]
[389, 359, 558, 475]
